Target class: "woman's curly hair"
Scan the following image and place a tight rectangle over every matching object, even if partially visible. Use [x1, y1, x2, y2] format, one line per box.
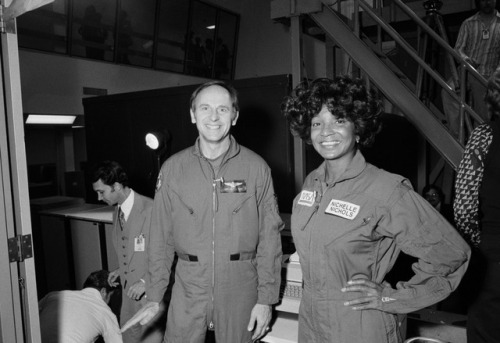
[281, 76, 382, 147]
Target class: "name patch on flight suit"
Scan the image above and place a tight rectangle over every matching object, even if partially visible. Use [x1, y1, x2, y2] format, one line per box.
[325, 199, 360, 220]
[298, 190, 315, 207]
[220, 180, 247, 193]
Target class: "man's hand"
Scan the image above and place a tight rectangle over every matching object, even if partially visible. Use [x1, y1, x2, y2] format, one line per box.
[121, 301, 160, 333]
[341, 279, 392, 311]
[127, 280, 146, 300]
[108, 269, 120, 287]
[247, 303, 272, 341]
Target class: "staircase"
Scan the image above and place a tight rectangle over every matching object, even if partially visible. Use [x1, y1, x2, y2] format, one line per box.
[272, 0, 487, 177]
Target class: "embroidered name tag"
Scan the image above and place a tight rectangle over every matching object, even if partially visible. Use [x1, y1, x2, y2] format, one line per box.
[220, 180, 247, 193]
[298, 190, 315, 207]
[325, 199, 360, 220]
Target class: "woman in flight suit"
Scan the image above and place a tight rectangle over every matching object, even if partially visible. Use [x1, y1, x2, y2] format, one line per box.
[281, 76, 470, 343]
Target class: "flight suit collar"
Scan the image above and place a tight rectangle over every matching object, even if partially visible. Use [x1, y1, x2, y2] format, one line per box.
[192, 134, 241, 163]
[313, 149, 367, 185]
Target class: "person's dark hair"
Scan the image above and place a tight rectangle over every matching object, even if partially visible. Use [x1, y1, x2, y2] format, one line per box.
[486, 69, 500, 119]
[190, 80, 239, 112]
[281, 76, 382, 146]
[92, 160, 129, 187]
[422, 184, 444, 203]
[475, 0, 500, 10]
[83, 270, 114, 292]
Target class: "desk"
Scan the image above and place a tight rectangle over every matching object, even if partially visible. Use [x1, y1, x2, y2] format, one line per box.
[38, 203, 116, 293]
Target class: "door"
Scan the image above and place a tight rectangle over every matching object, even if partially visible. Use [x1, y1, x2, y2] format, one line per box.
[0, 3, 43, 341]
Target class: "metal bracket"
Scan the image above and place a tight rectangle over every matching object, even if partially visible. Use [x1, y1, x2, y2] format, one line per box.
[8, 234, 33, 262]
[0, 4, 16, 34]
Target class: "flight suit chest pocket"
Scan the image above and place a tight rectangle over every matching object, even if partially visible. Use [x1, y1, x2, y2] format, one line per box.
[291, 200, 318, 233]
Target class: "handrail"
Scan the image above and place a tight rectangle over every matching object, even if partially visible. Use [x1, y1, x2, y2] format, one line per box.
[392, 0, 487, 88]
[354, 1, 458, 102]
[345, 0, 486, 135]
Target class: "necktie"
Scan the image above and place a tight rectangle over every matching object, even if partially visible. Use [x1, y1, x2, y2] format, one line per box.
[118, 208, 125, 230]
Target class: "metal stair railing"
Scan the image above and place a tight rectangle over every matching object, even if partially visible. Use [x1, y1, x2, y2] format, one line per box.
[345, 0, 486, 144]
[353, 0, 485, 143]
[387, 0, 486, 142]
[310, 0, 463, 170]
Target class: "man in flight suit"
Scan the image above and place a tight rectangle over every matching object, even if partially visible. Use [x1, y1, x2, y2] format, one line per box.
[92, 160, 165, 343]
[122, 81, 283, 342]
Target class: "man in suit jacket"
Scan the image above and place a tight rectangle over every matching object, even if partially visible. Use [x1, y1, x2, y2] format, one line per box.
[92, 160, 165, 343]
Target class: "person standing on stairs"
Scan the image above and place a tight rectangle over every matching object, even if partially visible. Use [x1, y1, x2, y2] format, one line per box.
[442, 0, 500, 137]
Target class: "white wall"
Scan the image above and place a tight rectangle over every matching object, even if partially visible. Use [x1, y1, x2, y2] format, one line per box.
[19, 51, 209, 115]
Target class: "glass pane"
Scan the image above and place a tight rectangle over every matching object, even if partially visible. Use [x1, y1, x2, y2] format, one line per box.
[71, 0, 117, 61]
[156, 0, 190, 73]
[214, 11, 238, 80]
[186, 1, 217, 78]
[118, 0, 156, 67]
[17, 0, 68, 54]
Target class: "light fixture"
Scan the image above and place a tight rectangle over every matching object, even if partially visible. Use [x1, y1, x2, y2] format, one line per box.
[206, 25, 216, 30]
[145, 132, 164, 151]
[145, 130, 170, 181]
[25, 114, 77, 125]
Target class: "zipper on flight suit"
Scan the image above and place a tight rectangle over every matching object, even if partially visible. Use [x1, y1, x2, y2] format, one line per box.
[209, 175, 223, 331]
[306, 181, 325, 290]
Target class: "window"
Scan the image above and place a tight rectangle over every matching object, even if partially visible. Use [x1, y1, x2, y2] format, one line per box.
[156, 0, 191, 73]
[71, 0, 116, 61]
[17, 0, 239, 79]
[17, 0, 68, 54]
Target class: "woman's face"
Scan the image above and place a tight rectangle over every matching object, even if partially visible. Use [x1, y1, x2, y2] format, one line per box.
[310, 104, 358, 165]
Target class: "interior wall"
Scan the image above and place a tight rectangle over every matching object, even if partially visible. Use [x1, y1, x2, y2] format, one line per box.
[19, 51, 209, 115]
[19, 0, 328, 200]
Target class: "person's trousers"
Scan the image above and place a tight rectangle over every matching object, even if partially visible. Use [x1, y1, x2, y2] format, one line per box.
[467, 261, 500, 342]
[441, 76, 490, 138]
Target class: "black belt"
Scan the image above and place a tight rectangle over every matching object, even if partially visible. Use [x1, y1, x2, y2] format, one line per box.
[177, 252, 256, 262]
[177, 253, 198, 262]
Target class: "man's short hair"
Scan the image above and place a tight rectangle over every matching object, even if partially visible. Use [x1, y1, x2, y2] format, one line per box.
[83, 270, 114, 292]
[475, 0, 500, 10]
[92, 160, 129, 187]
[189, 80, 239, 112]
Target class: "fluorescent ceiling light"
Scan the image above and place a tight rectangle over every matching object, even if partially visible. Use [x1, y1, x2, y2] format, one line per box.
[207, 25, 215, 29]
[26, 114, 77, 125]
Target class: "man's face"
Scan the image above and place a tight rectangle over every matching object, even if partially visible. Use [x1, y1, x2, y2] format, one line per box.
[92, 179, 120, 206]
[424, 189, 441, 208]
[479, 0, 496, 14]
[190, 85, 239, 147]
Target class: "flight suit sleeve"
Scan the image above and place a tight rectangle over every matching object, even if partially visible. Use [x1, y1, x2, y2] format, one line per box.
[255, 166, 284, 305]
[377, 181, 471, 313]
[147, 167, 176, 302]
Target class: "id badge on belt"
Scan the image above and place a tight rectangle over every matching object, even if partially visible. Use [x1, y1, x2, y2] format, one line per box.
[134, 234, 145, 251]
